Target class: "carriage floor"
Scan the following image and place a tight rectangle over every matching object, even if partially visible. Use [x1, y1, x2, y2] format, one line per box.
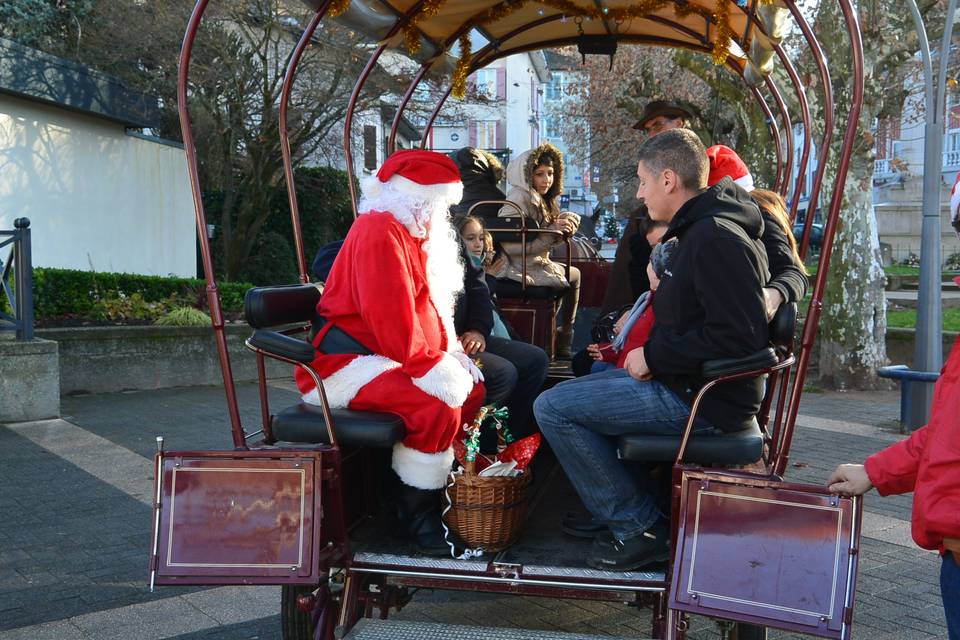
[346, 454, 666, 585]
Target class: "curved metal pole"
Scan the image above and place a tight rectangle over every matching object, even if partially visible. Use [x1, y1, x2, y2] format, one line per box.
[777, 42, 812, 220]
[177, 0, 246, 448]
[763, 74, 792, 194]
[786, 1, 834, 254]
[388, 62, 431, 155]
[776, 0, 864, 477]
[344, 1, 430, 216]
[279, 5, 329, 283]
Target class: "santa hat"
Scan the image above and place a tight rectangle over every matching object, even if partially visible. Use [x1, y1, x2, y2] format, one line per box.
[362, 149, 463, 207]
[707, 145, 755, 191]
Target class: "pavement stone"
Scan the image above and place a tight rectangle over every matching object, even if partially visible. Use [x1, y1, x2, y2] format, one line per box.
[0, 383, 950, 639]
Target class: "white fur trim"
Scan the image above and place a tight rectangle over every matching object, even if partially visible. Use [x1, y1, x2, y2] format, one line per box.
[301, 355, 400, 408]
[392, 442, 455, 489]
[734, 173, 755, 191]
[412, 353, 473, 408]
[387, 174, 463, 205]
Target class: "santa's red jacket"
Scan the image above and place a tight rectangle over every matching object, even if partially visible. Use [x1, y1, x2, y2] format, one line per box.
[865, 310, 960, 553]
[295, 211, 474, 412]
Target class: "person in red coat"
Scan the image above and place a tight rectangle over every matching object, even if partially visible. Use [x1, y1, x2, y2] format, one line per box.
[294, 150, 485, 554]
[828, 329, 960, 639]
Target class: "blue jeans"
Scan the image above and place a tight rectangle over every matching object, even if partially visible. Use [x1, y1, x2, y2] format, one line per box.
[944, 552, 960, 640]
[533, 368, 715, 540]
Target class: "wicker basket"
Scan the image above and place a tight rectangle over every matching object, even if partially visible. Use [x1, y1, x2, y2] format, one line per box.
[444, 461, 532, 552]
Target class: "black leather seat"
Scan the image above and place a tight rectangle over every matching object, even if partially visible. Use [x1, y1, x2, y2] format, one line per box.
[618, 420, 763, 466]
[271, 404, 405, 448]
[244, 284, 406, 449]
[616, 303, 797, 467]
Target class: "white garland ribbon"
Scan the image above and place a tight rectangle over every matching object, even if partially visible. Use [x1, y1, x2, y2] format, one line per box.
[441, 468, 484, 560]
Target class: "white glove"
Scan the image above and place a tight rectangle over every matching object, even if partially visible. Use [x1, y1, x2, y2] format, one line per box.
[452, 351, 484, 384]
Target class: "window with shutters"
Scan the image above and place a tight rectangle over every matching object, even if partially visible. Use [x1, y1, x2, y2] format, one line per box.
[363, 125, 377, 170]
[474, 69, 497, 99]
[475, 121, 498, 149]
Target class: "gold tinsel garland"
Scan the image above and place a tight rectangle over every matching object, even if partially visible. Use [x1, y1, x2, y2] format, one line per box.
[328, 0, 351, 18]
[395, 0, 747, 98]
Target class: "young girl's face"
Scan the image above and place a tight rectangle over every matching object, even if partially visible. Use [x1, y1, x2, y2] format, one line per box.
[461, 220, 485, 258]
[532, 164, 554, 195]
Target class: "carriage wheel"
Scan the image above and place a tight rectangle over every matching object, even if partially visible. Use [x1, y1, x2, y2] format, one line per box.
[281, 585, 314, 640]
[282, 583, 338, 640]
[729, 622, 767, 640]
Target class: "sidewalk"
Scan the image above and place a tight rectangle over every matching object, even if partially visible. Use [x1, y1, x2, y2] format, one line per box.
[0, 382, 949, 639]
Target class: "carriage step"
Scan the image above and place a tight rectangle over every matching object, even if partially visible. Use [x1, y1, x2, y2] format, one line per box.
[343, 618, 637, 639]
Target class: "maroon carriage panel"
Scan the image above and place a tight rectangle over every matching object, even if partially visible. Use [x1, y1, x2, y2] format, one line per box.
[670, 471, 862, 639]
[151, 450, 325, 585]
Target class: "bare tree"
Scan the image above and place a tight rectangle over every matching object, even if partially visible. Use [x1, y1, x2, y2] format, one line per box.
[804, 0, 945, 389]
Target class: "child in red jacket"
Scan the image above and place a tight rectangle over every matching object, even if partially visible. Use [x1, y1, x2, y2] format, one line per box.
[828, 325, 960, 640]
[587, 224, 674, 371]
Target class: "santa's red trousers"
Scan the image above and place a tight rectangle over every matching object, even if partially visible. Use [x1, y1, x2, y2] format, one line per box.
[348, 369, 486, 453]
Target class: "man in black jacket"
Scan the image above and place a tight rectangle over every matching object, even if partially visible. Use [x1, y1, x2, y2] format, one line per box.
[533, 128, 770, 571]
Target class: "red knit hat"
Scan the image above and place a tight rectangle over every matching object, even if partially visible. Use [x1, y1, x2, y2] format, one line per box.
[707, 145, 755, 191]
[364, 149, 463, 205]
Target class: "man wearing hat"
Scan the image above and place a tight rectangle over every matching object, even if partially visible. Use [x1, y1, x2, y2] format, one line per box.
[295, 149, 485, 555]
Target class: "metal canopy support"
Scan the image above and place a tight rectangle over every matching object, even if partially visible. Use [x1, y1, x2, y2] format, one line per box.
[279, 5, 330, 283]
[776, 0, 864, 477]
[787, 1, 834, 253]
[906, 0, 958, 429]
[343, 1, 432, 216]
[178, 0, 246, 448]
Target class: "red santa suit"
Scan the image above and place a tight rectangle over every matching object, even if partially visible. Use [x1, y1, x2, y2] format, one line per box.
[294, 150, 485, 490]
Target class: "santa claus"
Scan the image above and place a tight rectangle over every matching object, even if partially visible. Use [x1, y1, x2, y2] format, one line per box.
[294, 150, 485, 554]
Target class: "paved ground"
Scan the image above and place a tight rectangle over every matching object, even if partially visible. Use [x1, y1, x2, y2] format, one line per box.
[0, 381, 950, 639]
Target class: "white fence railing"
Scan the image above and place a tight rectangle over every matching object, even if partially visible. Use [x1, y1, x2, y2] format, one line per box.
[944, 150, 960, 169]
[874, 158, 892, 175]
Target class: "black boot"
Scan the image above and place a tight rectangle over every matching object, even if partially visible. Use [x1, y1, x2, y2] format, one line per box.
[396, 484, 454, 556]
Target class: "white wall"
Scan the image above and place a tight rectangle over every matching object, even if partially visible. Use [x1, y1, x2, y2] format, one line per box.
[0, 94, 195, 276]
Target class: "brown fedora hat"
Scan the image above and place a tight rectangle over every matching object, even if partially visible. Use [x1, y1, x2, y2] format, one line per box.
[632, 100, 694, 130]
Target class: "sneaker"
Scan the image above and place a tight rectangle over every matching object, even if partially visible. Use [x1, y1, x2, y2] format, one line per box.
[560, 513, 609, 538]
[585, 519, 670, 571]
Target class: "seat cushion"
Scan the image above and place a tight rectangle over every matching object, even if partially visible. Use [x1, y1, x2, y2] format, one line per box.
[617, 421, 763, 466]
[495, 279, 567, 300]
[271, 403, 405, 448]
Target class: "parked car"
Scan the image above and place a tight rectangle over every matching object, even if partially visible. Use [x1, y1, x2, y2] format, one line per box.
[792, 222, 824, 253]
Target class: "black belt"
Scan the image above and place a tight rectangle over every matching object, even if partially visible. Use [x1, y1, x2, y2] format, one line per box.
[311, 316, 373, 356]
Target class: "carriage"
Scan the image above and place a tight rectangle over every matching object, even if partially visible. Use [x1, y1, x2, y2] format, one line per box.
[148, 1, 867, 638]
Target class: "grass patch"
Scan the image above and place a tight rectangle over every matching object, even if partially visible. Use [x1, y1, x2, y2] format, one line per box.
[887, 308, 960, 331]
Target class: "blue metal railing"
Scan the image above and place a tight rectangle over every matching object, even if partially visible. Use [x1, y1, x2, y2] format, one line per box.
[0, 218, 34, 340]
[877, 364, 941, 430]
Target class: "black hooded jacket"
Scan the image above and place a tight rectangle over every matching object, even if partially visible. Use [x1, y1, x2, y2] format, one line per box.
[449, 147, 506, 220]
[644, 178, 770, 432]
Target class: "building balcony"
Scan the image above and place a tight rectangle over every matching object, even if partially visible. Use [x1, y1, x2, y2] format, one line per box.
[944, 149, 960, 170]
[874, 159, 893, 176]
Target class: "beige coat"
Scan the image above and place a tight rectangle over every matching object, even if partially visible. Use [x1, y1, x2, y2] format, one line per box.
[497, 144, 580, 288]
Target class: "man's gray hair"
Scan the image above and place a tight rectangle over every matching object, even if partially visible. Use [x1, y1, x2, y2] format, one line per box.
[636, 128, 709, 191]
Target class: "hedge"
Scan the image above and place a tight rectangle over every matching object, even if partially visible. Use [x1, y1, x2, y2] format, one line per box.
[28, 267, 252, 318]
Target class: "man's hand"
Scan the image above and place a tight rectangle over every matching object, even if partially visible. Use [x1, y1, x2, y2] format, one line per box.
[459, 330, 486, 355]
[763, 287, 784, 321]
[827, 464, 873, 496]
[623, 347, 652, 381]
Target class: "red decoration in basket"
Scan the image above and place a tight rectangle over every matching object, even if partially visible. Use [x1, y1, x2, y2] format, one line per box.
[453, 437, 494, 472]
[496, 433, 541, 472]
